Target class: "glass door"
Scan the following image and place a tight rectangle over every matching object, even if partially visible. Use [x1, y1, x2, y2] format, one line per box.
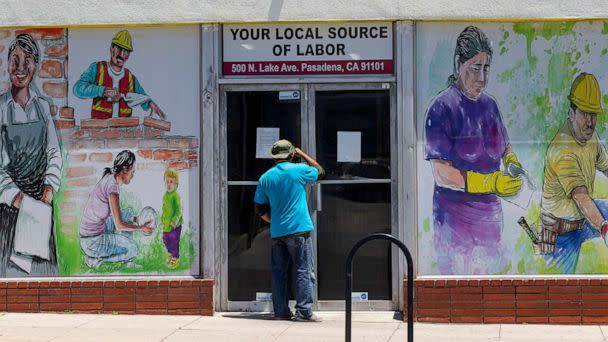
[308, 84, 395, 310]
[220, 83, 397, 312]
[221, 84, 306, 311]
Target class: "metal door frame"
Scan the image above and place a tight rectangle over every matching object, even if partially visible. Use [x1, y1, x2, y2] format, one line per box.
[219, 83, 308, 312]
[218, 82, 398, 312]
[307, 82, 398, 311]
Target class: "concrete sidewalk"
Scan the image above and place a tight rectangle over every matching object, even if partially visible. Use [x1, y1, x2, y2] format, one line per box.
[0, 311, 607, 341]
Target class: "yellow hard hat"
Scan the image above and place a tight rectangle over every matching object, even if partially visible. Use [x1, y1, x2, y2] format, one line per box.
[568, 72, 602, 114]
[111, 30, 133, 52]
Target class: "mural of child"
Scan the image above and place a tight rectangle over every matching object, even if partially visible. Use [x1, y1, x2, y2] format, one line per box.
[423, 26, 523, 274]
[79, 150, 154, 269]
[161, 168, 183, 269]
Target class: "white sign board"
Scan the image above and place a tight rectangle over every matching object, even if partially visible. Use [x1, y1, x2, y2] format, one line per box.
[337, 131, 361, 163]
[256, 127, 280, 159]
[223, 22, 393, 76]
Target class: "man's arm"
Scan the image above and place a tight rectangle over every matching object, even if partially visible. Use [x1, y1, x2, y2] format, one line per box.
[254, 203, 270, 223]
[42, 103, 62, 204]
[572, 186, 605, 230]
[73, 62, 106, 99]
[260, 213, 270, 223]
[0, 147, 20, 207]
[0, 103, 20, 207]
[295, 147, 325, 179]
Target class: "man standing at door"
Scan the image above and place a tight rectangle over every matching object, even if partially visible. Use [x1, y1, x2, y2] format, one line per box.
[254, 139, 324, 322]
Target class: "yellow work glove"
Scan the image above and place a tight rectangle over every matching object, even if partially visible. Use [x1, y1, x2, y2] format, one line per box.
[503, 151, 521, 169]
[466, 170, 523, 197]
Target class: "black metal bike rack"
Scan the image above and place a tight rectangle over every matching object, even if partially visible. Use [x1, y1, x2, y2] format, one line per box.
[345, 233, 414, 342]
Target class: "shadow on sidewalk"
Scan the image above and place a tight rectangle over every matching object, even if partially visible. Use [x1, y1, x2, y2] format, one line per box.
[220, 313, 279, 320]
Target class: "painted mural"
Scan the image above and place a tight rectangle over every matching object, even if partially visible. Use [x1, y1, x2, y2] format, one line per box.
[0, 27, 200, 277]
[417, 21, 608, 275]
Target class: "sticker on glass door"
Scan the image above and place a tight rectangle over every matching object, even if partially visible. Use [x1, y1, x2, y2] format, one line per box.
[256, 292, 273, 301]
[351, 292, 369, 301]
[278, 91, 300, 101]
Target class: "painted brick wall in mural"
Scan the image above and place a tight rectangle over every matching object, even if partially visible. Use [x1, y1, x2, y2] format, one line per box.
[0, 26, 200, 277]
[417, 22, 608, 276]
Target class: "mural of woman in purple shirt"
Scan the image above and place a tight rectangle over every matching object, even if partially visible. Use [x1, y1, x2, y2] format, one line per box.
[424, 26, 523, 275]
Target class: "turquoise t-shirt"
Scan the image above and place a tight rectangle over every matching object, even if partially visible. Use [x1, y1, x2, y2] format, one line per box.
[254, 162, 318, 238]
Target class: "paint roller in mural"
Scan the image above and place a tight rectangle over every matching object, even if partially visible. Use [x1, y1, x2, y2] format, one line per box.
[517, 72, 608, 274]
[424, 26, 528, 275]
[0, 34, 63, 277]
[73, 30, 166, 120]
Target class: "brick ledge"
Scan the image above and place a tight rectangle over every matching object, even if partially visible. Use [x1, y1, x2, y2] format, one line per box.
[0, 278, 214, 315]
[405, 277, 608, 324]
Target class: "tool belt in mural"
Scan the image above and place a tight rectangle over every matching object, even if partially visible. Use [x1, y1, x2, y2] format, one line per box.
[91, 61, 135, 119]
[539, 211, 585, 254]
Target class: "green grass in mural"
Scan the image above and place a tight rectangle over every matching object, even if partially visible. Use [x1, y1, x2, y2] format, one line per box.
[576, 239, 608, 274]
[517, 258, 526, 274]
[86, 229, 195, 275]
[53, 149, 84, 276]
[57, 217, 195, 275]
[498, 262, 512, 275]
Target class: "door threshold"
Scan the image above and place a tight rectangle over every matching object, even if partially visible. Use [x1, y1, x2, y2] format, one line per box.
[216, 311, 404, 322]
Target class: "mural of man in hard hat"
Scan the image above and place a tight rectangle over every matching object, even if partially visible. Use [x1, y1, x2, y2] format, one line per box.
[539, 72, 608, 273]
[73, 30, 166, 119]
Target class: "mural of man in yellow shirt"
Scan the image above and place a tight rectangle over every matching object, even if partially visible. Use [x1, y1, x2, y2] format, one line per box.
[540, 72, 608, 273]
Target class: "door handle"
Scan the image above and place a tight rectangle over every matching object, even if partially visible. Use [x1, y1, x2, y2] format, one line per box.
[316, 183, 322, 212]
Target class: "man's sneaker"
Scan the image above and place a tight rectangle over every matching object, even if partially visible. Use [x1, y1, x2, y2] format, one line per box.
[294, 313, 322, 322]
[272, 312, 293, 321]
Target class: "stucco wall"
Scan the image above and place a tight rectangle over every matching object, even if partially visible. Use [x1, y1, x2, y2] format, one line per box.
[2, 0, 608, 27]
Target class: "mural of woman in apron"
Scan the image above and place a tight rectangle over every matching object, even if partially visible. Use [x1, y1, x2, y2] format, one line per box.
[0, 34, 63, 277]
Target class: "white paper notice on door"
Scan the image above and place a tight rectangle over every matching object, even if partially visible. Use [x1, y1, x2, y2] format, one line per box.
[256, 127, 280, 159]
[337, 131, 361, 162]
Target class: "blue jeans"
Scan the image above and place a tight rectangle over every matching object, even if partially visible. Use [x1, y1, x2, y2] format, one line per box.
[271, 231, 315, 319]
[80, 208, 138, 264]
[545, 199, 608, 273]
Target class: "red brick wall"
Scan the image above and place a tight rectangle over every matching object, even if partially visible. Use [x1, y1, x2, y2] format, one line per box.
[405, 278, 608, 324]
[0, 279, 214, 315]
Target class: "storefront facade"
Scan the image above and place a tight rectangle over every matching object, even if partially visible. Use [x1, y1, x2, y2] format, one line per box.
[202, 22, 412, 312]
[4, 2, 608, 321]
